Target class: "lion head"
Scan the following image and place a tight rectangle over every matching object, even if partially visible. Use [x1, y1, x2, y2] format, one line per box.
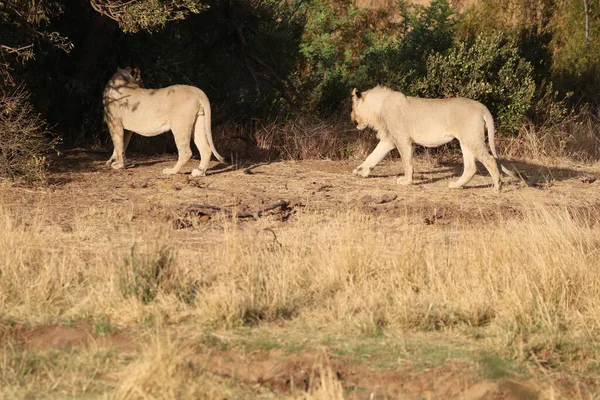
[350, 88, 368, 130]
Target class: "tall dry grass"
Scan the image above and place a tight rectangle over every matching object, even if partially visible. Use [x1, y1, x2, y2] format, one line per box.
[1, 202, 599, 344]
[2, 201, 600, 396]
[503, 110, 600, 162]
[215, 117, 376, 162]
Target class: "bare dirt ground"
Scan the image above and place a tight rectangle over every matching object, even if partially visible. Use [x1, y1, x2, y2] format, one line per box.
[8, 151, 600, 228]
[3, 152, 600, 399]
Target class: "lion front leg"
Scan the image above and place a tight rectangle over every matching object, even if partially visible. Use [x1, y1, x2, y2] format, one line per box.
[353, 140, 395, 178]
[106, 130, 133, 168]
[107, 122, 128, 169]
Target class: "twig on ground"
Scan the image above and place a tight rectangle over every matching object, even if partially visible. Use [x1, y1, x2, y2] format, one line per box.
[174, 199, 299, 228]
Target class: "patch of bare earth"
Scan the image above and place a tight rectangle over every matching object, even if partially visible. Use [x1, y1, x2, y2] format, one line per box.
[0, 322, 135, 351]
[203, 349, 540, 399]
[6, 152, 599, 228]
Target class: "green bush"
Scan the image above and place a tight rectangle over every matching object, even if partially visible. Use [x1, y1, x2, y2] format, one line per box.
[353, 0, 457, 91]
[298, 0, 538, 134]
[296, 0, 378, 112]
[415, 33, 536, 133]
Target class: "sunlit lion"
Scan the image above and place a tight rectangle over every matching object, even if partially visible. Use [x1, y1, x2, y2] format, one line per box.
[103, 67, 225, 176]
[351, 86, 519, 191]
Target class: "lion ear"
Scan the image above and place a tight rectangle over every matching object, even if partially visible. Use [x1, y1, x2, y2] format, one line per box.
[352, 88, 362, 99]
[132, 67, 141, 79]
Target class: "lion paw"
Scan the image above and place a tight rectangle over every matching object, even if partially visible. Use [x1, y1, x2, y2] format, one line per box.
[353, 166, 370, 178]
[448, 181, 464, 189]
[396, 176, 413, 185]
[162, 168, 179, 175]
[111, 162, 125, 170]
[191, 168, 206, 177]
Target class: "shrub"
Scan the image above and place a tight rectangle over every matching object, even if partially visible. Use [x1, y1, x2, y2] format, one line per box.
[415, 33, 536, 133]
[298, 0, 458, 110]
[297, 0, 383, 112]
[0, 89, 57, 183]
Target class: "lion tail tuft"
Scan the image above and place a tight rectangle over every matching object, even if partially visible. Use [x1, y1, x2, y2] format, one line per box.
[201, 94, 226, 164]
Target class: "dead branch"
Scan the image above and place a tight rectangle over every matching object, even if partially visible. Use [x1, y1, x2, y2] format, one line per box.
[243, 161, 271, 174]
[185, 199, 291, 219]
[1, 44, 34, 54]
[89, 0, 136, 23]
[174, 199, 299, 228]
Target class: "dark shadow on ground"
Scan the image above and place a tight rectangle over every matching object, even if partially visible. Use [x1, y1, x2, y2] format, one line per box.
[48, 151, 592, 190]
[370, 167, 455, 179]
[439, 159, 590, 186]
[48, 152, 104, 174]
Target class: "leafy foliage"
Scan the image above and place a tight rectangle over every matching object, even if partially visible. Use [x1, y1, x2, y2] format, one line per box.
[295, 0, 458, 112]
[352, 0, 457, 91]
[416, 33, 536, 133]
[90, 0, 208, 33]
[550, 0, 600, 104]
[0, 0, 72, 88]
[0, 1, 67, 182]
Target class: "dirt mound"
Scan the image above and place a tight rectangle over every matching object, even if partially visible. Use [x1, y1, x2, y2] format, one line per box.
[204, 349, 539, 399]
[1, 321, 134, 351]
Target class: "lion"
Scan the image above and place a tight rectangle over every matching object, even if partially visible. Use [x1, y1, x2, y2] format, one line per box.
[103, 67, 225, 176]
[350, 86, 520, 191]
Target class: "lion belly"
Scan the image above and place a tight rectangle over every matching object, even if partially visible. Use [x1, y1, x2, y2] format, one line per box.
[122, 117, 170, 136]
[413, 132, 455, 147]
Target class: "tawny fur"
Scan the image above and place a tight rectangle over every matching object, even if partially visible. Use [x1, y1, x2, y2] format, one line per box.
[351, 86, 517, 191]
[103, 68, 224, 177]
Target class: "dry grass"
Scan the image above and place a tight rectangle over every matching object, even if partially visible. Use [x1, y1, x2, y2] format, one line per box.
[1, 194, 600, 397]
[0, 88, 57, 183]
[503, 110, 600, 163]
[1, 201, 600, 340]
[215, 116, 376, 163]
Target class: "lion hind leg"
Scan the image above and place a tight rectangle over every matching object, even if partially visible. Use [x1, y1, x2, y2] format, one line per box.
[448, 144, 477, 189]
[163, 123, 193, 175]
[469, 142, 502, 191]
[480, 153, 502, 192]
[396, 139, 414, 185]
[191, 115, 212, 177]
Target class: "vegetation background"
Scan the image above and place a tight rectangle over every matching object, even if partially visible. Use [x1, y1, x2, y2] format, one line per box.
[2, 1, 600, 398]
[1, 0, 599, 182]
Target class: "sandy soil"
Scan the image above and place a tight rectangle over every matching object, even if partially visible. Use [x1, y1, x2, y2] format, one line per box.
[6, 151, 600, 228]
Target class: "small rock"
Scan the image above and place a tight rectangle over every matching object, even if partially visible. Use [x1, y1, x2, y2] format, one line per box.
[361, 195, 375, 204]
[376, 194, 398, 204]
[581, 174, 596, 184]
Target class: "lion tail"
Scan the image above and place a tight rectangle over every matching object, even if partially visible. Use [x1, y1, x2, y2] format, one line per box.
[483, 107, 530, 184]
[200, 93, 226, 164]
[482, 107, 498, 159]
